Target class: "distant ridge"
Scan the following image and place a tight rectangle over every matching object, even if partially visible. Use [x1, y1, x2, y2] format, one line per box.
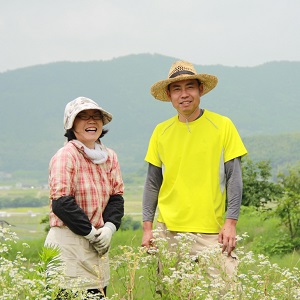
[0, 54, 299, 183]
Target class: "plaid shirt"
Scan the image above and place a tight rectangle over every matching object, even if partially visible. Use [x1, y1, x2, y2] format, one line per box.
[49, 141, 124, 228]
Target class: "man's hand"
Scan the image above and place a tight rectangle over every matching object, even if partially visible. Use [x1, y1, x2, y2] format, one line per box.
[218, 219, 237, 256]
[142, 221, 155, 248]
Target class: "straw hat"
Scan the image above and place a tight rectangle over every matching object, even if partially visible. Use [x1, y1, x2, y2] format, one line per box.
[64, 96, 112, 130]
[150, 61, 218, 101]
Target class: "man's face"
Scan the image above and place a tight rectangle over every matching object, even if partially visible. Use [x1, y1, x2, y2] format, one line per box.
[167, 79, 203, 117]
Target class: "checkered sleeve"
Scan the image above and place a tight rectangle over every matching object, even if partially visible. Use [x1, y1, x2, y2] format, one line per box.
[49, 146, 75, 199]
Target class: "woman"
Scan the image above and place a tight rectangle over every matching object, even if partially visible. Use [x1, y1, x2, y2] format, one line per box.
[45, 96, 124, 299]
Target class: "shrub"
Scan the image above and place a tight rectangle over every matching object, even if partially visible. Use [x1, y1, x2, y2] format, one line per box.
[119, 215, 141, 231]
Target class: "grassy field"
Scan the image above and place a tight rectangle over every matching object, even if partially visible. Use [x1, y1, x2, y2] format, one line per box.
[1, 186, 299, 298]
[0, 184, 144, 237]
[0, 187, 49, 198]
[2, 203, 299, 269]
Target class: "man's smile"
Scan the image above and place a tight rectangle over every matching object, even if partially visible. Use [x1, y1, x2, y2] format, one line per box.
[179, 100, 192, 104]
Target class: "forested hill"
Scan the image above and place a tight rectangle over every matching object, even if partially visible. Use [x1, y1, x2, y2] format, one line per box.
[0, 54, 299, 183]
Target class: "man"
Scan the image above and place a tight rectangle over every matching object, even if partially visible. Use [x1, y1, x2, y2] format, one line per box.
[142, 60, 247, 277]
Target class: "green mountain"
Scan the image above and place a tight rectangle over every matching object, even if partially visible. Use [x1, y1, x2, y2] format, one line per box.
[0, 54, 299, 183]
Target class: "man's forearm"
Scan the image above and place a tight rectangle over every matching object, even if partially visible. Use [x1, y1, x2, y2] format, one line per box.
[225, 157, 243, 220]
[142, 163, 162, 221]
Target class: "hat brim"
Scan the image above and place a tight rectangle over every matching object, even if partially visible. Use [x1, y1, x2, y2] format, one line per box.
[150, 74, 218, 102]
[65, 106, 112, 130]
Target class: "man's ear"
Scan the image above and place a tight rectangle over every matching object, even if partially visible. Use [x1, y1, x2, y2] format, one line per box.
[199, 83, 204, 96]
[166, 89, 172, 100]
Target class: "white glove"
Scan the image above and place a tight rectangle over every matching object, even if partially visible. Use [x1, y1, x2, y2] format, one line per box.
[84, 226, 101, 243]
[84, 223, 115, 255]
[84, 226, 108, 255]
[97, 222, 116, 249]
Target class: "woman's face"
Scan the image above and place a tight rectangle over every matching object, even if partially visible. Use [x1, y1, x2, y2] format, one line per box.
[72, 109, 103, 148]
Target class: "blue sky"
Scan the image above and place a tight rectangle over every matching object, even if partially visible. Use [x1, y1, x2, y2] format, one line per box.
[1, 0, 299, 72]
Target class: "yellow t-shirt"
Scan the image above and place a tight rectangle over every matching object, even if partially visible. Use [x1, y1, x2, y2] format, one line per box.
[145, 110, 248, 233]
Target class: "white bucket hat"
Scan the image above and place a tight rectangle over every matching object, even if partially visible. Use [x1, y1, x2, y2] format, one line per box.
[150, 61, 218, 101]
[64, 96, 112, 130]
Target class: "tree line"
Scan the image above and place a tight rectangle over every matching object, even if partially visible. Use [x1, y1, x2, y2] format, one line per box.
[242, 158, 300, 254]
[0, 195, 48, 208]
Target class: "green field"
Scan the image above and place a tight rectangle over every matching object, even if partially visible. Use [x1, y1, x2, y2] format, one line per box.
[1, 194, 299, 270]
[1, 186, 299, 299]
[0, 185, 144, 240]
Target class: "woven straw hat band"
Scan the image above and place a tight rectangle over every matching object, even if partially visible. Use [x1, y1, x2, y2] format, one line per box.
[168, 61, 197, 78]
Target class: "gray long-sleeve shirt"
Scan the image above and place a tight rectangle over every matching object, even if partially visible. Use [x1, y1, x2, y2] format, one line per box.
[142, 157, 243, 223]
